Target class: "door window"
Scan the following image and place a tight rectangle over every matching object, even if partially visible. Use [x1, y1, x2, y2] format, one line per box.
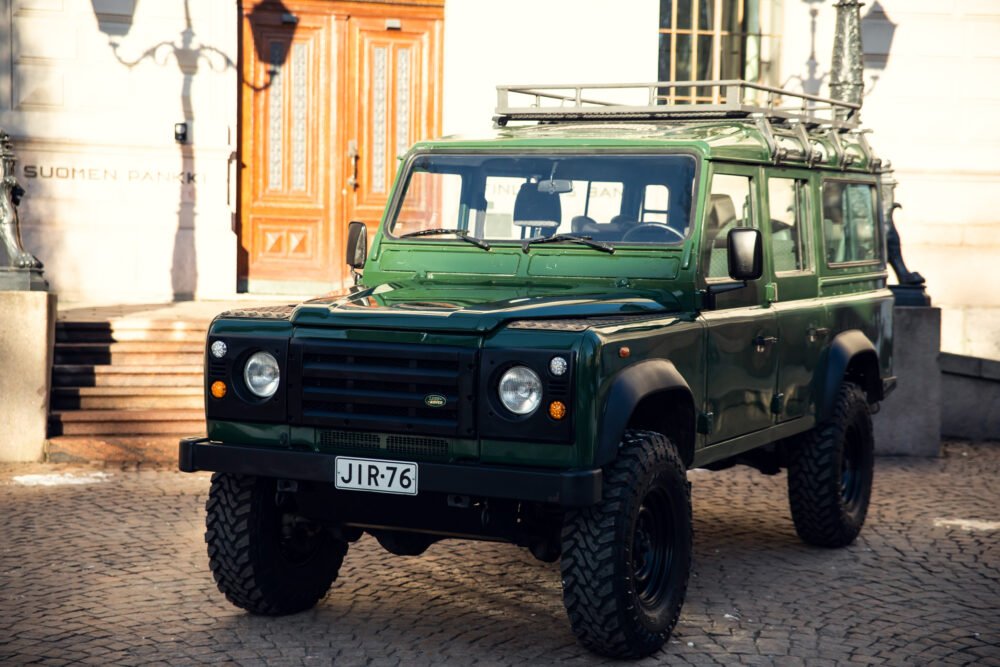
[703, 173, 754, 280]
[768, 178, 811, 273]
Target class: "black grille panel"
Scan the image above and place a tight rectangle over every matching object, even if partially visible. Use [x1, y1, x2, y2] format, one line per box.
[318, 430, 380, 451]
[386, 435, 449, 457]
[290, 339, 477, 438]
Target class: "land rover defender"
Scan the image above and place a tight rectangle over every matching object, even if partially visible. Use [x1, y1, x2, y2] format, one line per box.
[179, 81, 895, 659]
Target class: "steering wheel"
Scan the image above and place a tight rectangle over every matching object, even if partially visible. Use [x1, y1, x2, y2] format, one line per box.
[621, 223, 685, 243]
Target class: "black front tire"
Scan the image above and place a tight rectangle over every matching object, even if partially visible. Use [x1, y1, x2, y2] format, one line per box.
[205, 473, 348, 615]
[560, 430, 692, 659]
[787, 382, 874, 547]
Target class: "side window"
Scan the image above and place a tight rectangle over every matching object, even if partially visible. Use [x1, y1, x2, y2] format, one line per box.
[822, 181, 879, 265]
[641, 184, 669, 224]
[768, 178, 811, 273]
[704, 173, 754, 280]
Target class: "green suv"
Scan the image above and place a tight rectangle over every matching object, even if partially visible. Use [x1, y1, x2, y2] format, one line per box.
[180, 82, 895, 659]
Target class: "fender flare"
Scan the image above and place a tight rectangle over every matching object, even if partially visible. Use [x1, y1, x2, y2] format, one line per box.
[817, 329, 883, 422]
[594, 359, 695, 468]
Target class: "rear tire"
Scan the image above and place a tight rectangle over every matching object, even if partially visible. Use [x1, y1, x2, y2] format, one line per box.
[205, 473, 347, 615]
[787, 382, 874, 547]
[560, 430, 692, 659]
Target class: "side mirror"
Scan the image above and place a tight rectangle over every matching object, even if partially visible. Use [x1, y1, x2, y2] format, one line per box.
[727, 228, 763, 281]
[346, 221, 368, 269]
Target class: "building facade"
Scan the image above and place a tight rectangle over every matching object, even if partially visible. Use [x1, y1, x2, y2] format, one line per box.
[2, 0, 998, 358]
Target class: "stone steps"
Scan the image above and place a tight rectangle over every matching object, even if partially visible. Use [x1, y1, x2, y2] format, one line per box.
[48, 317, 210, 463]
[51, 386, 204, 411]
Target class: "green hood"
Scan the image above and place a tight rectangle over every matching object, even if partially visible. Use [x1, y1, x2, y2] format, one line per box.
[291, 282, 680, 333]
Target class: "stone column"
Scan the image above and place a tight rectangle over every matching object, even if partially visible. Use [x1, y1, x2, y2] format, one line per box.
[0, 291, 56, 461]
[0, 131, 56, 462]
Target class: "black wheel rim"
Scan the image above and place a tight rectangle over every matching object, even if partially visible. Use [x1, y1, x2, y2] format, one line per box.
[840, 422, 863, 509]
[631, 484, 674, 611]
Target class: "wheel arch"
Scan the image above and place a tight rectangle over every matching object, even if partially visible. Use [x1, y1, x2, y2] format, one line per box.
[595, 359, 697, 469]
[818, 329, 883, 422]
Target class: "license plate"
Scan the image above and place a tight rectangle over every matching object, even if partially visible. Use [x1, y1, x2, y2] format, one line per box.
[334, 456, 418, 496]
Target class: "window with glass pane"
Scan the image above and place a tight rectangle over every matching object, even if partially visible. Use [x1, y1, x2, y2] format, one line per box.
[657, 0, 775, 104]
[642, 184, 670, 224]
[703, 173, 753, 279]
[822, 182, 879, 265]
[388, 154, 697, 245]
[768, 178, 810, 273]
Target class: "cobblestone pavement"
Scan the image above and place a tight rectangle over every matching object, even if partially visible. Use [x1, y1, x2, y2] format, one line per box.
[1, 442, 997, 666]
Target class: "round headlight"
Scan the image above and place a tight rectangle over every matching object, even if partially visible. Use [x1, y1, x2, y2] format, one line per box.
[244, 351, 280, 398]
[210, 340, 227, 359]
[498, 366, 542, 415]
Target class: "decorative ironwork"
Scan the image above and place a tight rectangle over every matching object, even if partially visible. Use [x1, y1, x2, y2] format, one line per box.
[372, 46, 387, 194]
[267, 42, 285, 191]
[291, 43, 307, 191]
[830, 0, 865, 121]
[396, 48, 410, 158]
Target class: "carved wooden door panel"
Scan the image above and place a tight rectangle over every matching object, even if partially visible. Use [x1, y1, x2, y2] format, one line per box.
[240, 3, 441, 293]
[342, 15, 442, 279]
[240, 6, 340, 292]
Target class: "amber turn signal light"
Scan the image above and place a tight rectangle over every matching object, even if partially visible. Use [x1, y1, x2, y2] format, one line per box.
[548, 400, 567, 420]
[210, 381, 227, 399]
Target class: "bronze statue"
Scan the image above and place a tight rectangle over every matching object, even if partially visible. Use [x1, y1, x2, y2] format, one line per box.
[0, 131, 42, 270]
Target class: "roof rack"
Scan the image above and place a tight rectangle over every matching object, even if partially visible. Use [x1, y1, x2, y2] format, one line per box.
[494, 80, 861, 130]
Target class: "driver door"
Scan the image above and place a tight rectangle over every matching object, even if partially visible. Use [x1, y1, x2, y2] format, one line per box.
[699, 165, 779, 444]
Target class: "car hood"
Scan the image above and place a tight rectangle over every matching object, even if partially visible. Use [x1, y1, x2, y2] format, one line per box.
[290, 282, 680, 333]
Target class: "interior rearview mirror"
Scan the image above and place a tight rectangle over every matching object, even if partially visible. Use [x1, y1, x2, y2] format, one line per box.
[727, 228, 763, 281]
[346, 221, 368, 269]
[536, 179, 573, 194]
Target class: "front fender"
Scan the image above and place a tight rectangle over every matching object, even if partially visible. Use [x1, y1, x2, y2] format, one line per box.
[594, 359, 694, 467]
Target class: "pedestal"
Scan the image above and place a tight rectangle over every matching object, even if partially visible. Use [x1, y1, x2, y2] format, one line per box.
[0, 290, 56, 462]
[873, 306, 941, 456]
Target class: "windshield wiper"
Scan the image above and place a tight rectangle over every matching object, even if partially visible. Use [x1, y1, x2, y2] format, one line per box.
[399, 227, 490, 250]
[522, 234, 615, 254]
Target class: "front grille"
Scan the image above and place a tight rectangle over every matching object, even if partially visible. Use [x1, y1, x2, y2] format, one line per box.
[317, 430, 450, 458]
[386, 435, 449, 457]
[289, 339, 477, 438]
[319, 430, 380, 451]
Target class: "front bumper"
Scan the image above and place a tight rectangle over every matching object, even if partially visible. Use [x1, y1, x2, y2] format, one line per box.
[178, 437, 602, 507]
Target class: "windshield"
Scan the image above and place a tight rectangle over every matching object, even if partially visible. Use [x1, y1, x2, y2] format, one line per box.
[387, 153, 697, 245]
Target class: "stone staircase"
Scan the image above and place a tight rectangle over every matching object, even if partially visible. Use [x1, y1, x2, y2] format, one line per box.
[47, 318, 209, 463]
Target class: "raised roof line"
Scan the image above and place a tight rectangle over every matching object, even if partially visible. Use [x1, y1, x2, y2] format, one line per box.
[495, 80, 861, 130]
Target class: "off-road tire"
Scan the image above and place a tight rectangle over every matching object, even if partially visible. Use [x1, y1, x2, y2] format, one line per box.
[561, 430, 692, 659]
[787, 382, 874, 548]
[205, 473, 347, 615]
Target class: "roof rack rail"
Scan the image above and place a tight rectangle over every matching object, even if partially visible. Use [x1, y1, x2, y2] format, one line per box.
[494, 80, 860, 130]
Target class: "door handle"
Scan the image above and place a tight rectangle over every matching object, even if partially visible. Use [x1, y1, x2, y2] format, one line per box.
[753, 335, 779, 353]
[807, 327, 830, 343]
[347, 140, 359, 190]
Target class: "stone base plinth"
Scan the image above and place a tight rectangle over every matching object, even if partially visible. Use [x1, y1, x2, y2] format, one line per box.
[874, 306, 941, 456]
[0, 290, 56, 461]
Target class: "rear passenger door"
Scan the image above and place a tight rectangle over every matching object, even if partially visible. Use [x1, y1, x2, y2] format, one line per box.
[764, 172, 827, 422]
[700, 165, 779, 443]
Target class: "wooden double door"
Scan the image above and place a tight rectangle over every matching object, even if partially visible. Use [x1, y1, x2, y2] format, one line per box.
[239, 1, 443, 294]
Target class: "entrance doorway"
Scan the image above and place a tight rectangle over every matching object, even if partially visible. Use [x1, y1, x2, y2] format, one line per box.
[238, 1, 443, 294]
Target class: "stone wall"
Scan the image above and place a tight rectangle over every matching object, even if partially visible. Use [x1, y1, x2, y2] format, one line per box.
[940, 353, 1000, 440]
[780, 0, 1000, 361]
[0, 0, 239, 304]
